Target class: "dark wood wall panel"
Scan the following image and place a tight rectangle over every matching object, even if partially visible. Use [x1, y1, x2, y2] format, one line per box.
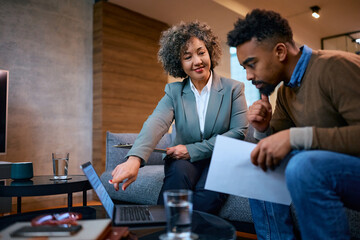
[93, 1, 104, 174]
[93, 1, 169, 172]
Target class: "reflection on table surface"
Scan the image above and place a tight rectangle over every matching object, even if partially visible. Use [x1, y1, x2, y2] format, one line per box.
[191, 210, 236, 240]
[1, 175, 88, 186]
[0, 206, 236, 240]
[133, 210, 236, 240]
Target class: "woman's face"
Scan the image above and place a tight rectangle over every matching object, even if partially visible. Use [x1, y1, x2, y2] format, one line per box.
[180, 37, 211, 82]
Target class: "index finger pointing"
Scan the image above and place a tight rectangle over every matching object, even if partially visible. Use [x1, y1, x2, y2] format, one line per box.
[260, 95, 272, 112]
[261, 94, 269, 103]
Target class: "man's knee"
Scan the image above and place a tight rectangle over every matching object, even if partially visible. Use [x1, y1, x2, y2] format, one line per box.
[285, 151, 321, 190]
[286, 151, 337, 193]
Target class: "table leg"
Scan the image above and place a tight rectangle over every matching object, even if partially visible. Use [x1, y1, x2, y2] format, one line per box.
[68, 192, 73, 211]
[83, 190, 87, 206]
[17, 197, 21, 213]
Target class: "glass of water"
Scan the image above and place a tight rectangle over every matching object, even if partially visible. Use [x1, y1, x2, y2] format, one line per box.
[52, 152, 69, 180]
[160, 189, 198, 240]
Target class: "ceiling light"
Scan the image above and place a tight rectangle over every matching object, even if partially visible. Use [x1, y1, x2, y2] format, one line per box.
[310, 6, 320, 19]
[356, 38, 360, 44]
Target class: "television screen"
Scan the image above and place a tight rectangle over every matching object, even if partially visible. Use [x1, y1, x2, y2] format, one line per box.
[0, 70, 8, 154]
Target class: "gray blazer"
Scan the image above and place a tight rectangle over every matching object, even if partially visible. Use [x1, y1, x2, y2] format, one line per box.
[126, 71, 248, 165]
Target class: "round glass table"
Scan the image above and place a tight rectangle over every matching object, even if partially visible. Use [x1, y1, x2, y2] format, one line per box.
[132, 210, 236, 240]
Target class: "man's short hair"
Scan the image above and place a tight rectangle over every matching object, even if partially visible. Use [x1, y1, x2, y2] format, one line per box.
[227, 9, 294, 48]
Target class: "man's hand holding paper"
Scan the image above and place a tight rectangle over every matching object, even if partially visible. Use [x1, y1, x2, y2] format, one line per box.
[205, 135, 292, 205]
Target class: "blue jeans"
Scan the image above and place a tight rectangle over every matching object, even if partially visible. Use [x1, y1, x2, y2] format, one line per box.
[250, 150, 360, 240]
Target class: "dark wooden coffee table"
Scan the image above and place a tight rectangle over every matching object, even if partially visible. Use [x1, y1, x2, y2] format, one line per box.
[0, 175, 91, 213]
[0, 204, 237, 239]
[101, 209, 236, 240]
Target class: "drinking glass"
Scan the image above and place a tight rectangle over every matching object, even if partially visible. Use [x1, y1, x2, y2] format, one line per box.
[160, 189, 198, 240]
[52, 152, 69, 180]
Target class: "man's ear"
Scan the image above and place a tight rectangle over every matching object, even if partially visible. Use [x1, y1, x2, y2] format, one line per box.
[274, 43, 287, 62]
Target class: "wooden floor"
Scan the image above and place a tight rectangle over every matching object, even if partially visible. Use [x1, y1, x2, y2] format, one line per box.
[236, 232, 257, 240]
[5, 201, 257, 240]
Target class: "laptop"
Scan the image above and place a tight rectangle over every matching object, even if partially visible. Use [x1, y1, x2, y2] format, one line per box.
[80, 161, 166, 226]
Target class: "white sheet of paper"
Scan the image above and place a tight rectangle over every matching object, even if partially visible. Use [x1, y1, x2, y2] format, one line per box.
[205, 135, 292, 205]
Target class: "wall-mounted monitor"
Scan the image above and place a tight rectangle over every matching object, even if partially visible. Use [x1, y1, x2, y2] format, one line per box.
[0, 70, 9, 155]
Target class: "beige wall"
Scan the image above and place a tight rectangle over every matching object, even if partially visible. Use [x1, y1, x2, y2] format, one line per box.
[0, 0, 93, 211]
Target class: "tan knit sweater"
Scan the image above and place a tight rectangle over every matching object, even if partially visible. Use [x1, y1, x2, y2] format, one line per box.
[272, 49, 360, 157]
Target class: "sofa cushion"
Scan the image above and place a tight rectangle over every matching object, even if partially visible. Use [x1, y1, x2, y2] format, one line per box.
[101, 165, 164, 205]
[348, 209, 360, 239]
[219, 196, 253, 223]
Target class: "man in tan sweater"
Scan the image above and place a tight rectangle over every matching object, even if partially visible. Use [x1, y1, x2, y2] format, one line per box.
[227, 9, 360, 240]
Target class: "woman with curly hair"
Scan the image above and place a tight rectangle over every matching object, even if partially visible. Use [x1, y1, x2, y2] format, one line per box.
[110, 21, 248, 214]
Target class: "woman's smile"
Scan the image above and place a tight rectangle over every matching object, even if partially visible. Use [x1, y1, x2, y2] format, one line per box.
[194, 67, 204, 73]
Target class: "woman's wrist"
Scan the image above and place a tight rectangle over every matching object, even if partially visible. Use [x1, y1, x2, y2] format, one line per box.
[127, 156, 142, 166]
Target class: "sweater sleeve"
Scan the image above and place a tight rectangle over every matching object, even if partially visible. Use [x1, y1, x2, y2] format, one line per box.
[311, 54, 360, 157]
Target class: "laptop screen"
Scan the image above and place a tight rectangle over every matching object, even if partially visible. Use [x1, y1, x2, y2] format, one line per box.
[81, 162, 114, 219]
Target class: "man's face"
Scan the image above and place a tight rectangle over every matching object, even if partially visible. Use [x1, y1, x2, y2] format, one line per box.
[236, 38, 283, 95]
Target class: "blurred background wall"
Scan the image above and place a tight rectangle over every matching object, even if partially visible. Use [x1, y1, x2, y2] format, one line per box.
[0, 0, 93, 209]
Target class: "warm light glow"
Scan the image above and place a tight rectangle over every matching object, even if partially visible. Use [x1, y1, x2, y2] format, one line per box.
[310, 6, 320, 19]
[312, 12, 320, 18]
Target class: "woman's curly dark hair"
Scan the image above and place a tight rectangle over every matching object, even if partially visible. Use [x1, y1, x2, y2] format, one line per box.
[227, 9, 294, 48]
[158, 21, 221, 79]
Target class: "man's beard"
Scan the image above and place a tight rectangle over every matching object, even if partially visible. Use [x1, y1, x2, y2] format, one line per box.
[252, 80, 276, 96]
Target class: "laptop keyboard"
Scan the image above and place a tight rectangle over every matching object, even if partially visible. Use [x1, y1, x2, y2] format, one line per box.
[119, 206, 152, 222]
